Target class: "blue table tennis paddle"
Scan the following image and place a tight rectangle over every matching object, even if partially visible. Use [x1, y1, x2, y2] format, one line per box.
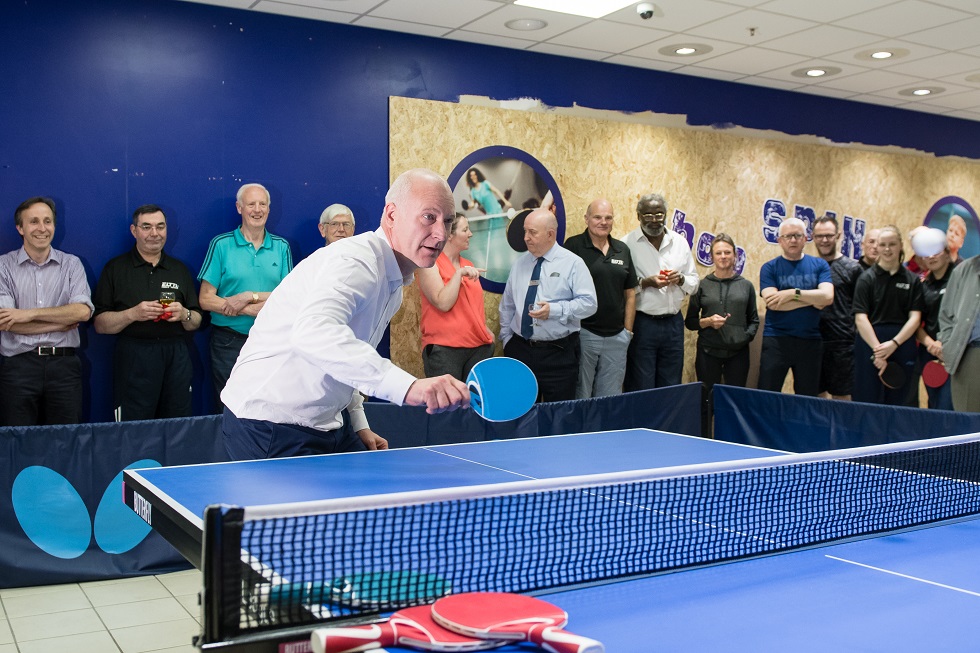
[467, 357, 537, 422]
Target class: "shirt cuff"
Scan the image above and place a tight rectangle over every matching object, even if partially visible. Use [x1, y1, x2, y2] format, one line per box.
[373, 365, 417, 407]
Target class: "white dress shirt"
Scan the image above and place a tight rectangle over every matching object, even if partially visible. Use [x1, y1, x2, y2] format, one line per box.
[499, 242, 597, 345]
[222, 229, 415, 431]
[624, 228, 698, 316]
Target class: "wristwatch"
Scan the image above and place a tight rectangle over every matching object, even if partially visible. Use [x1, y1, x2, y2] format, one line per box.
[251, 291, 259, 303]
[794, 288, 801, 301]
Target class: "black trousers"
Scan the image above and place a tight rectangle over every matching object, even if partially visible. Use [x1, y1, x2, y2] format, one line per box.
[757, 336, 823, 397]
[0, 352, 82, 426]
[113, 337, 193, 421]
[503, 332, 580, 403]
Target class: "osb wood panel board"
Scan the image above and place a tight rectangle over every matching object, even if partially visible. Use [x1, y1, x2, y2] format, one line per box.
[388, 96, 980, 392]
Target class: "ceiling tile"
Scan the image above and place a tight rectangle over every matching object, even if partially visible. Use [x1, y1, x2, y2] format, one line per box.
[603, 53, 684, 72]
[271, 0, 381, 12]
[684, 8, 818, 46]
[899, 16, 980, 51]
[624, 35, 744, 63]
[252, 1, 358, 22]
[442, 29, 538, 50]
[460, 4, 590, 41]
[761, 25, 882, 58]
[913, 88, 980, 110]
[817, 69, 924, 93]
[755, 59, 870, 85]
[527, 42, 611, 61]
[692, 46, 810, 76]
[673, 65, 749, 82]
[353, 15, 451, 37]
[822, 38, 944, 68]
[835, 0, 972, 38]
[756, 0, 896, 23]
[602, 0, 742, 32]
[367, 0, 503, 29]
[886, 52, 980, 78]
[547, 19, 670, 53]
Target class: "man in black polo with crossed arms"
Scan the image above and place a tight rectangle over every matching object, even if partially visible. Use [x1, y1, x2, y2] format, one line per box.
[94, 205, 203, 420]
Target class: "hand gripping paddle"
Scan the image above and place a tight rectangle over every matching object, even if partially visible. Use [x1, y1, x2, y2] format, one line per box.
[878, 360, 907, 389]
[431, 592, 604, 653]
[922, 359, 949, 389]
[310, 604, 502, 653]
[467, 357, 537, 422]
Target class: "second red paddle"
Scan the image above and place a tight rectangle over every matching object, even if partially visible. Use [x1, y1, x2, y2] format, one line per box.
[922, 360, 949, 389]
[310, 604, 501, 653]
[431, 592, 604, 653]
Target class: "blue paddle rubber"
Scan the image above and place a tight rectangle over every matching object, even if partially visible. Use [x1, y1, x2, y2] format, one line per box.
[467, 357, 538, 422]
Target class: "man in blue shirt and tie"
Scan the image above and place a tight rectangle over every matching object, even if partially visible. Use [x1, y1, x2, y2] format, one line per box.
[499, 209, 597, 402]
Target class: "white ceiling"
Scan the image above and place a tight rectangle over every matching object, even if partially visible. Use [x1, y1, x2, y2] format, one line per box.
[180, 0, 980, 122]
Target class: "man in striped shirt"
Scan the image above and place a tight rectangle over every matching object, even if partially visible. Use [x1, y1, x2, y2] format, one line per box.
[0, 197, 93, 425]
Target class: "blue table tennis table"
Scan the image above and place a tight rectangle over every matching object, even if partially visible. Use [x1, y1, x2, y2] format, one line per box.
[123, 428, 980, 652]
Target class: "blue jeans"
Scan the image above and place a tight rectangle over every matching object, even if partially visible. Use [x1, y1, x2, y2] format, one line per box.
[577, 327, 631, 398]
[624, 312, 684, 391]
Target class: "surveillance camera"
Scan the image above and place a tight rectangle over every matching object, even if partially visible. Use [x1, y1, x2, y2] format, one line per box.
[637, 3, 654, 20]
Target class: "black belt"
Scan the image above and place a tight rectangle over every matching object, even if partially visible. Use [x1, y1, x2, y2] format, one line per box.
[639, 311, 678, 320]
[214, 325, 249, 340]
[520, 332, 578, 347]
[16, 346, 75, 357]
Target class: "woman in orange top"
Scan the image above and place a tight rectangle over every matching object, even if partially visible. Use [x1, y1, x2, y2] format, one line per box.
[417, 214, 494, 380]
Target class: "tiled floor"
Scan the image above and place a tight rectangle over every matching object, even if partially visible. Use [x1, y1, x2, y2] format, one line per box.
[0, 570, 201, 653]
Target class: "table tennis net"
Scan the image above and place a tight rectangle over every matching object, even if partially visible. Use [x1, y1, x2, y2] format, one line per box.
[210, 433, 980, 637]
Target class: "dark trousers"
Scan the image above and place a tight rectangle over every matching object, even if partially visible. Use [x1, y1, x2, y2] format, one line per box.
[624, 312, 684, 391]
[0, 353, 82, 426]
[113, 337, 193, 421]
[422, 343, 494, 381]
[695, 345, 750, 438]
[852, 325, 917, 406]
[209, 326, 247, 413]
[757, 336, 823, 396]
[503, 332, 579, 403]
[222, 407, 365, 460]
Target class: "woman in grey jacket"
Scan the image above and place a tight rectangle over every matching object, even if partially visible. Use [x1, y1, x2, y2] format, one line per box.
[685, 234, 760, 396]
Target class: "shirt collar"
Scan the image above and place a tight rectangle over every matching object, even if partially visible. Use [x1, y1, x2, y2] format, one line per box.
[375, 227, 414, 287]
[129, 246, 169, 269]
[233, 225, 271, 250]
[15, 246, 60, 266]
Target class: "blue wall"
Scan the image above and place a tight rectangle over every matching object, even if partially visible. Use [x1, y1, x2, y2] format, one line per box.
[2, 0, 978, 421]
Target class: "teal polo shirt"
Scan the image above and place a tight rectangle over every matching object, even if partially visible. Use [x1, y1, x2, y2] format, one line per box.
[198, 226, 293, 334]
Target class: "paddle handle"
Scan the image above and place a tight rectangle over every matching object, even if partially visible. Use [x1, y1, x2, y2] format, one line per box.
[310, 623, 394, 653]
[529, 624, 605, 653]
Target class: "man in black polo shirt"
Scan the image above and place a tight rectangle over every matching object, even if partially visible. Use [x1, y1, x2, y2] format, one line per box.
[564, 198, 636, 397]
[94, 205, 203, 420]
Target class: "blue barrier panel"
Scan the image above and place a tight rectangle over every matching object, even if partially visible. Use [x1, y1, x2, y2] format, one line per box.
[713, 385, 980, 453]
[2, 386, 701, 588]
[0, 416, 226, 588]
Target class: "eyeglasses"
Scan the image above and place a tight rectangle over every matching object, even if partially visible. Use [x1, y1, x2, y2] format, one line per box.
[325, 221, 353, 230]
[638, 212, 666, 220]
[137, 223, 166, 232]
[779, 233, 805, 241]
[812, 234, 837, 241]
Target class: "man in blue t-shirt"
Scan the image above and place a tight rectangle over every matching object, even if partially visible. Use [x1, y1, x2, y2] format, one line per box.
[758, 217, 834, 396]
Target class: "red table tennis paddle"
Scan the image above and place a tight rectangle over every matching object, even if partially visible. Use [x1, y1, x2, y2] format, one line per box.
[467, 357, 537, 422]
[922, 359, 949, 388]
[310, 604, 502, 653]
[431, 592, 604, 653]
[878, 360, 906, 389]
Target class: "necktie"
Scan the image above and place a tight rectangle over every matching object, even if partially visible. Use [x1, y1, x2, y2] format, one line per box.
[521, 257, 543, 339]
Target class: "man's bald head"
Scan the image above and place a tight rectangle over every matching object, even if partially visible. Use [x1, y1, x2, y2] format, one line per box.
[524, 208, 557, 258]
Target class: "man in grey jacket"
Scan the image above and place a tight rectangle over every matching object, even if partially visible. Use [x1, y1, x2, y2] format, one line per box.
[938, 255, 980, 412]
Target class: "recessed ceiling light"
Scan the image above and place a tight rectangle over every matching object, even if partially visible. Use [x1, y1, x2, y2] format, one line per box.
[505, 18, 547, 31]
[898, 86, 944, 97]
[855, 47, 909, 62]
[791, 66, 841, 79]
[513, 0, 635, 19]
[965, 73, 980, 83]
[657, 43, 712, 57]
